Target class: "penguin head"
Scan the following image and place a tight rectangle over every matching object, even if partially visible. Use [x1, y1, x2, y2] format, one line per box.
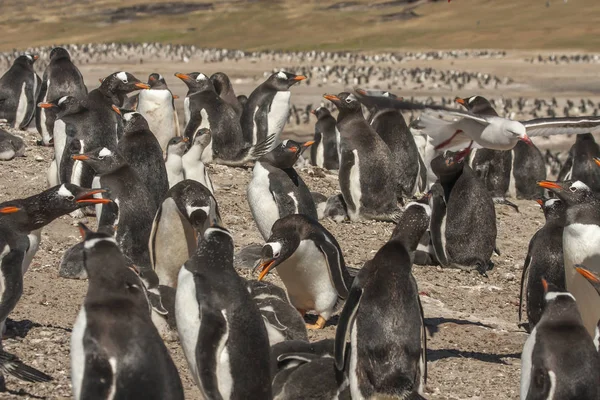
[537, 180, 594, 206]
[390, 201, 431, 252]
[72, 147, 125, 175]
[262, 139, 314, 169]
[536, 198, 567, 225]
[39, 95, 86, 121]
[14, 54, 38, 68]
[323, 93, 361, 113]
[100, 71, 150, 98]
[111, 107, 150, 134]
[430, 150, 467, 177]
[210, 72, 233, 96]
[174, 72, 214, 93]
[267, 71, 306, 90]
[166, 136, 189, 157]
[575, 264, 600, 295]
[186, 195, 221, 237]
[49, 47, 71, 62]
[190, 128, 212, 151]
[455, 95, 498, 116]
[311, 107, 331, 119]
[147, 73, 167, 89]
[541, 278, 579, 319]
[256, 216, 303, 281]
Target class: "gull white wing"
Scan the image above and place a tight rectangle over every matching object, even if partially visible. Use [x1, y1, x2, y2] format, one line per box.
[523, 117, 600, 137]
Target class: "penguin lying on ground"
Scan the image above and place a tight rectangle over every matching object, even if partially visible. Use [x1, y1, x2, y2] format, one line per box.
[0, 129, 25, 161]
[256, 214, 352, 329]
[0, 54, 41, 130]
[519, 198, 566, 331]
[335, 201, 428, 399]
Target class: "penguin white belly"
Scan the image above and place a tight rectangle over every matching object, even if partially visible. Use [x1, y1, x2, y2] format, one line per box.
[40, 80, 51, 144]
[175, 267, 201, 386]
[92, 176, 103, 221]
[71, 140, 85, 185]
[46, 159, 58, 187]
[259, 306, 286, 345]
[520, 325, 537, 399]
[216, 310, 233, 400]
[316, 141, 325, 168]
[563, 223, 600, 335]
[183, 160, 213, 193]
[54, 119, 67, 176]
[184, 97, 191, 126]
[348, 149, 362, 221]
[267, 91, 291, 141]
[349, 320, 363, 400]
[508, 150, 517, 198]
[0, 149, 15, 160]
[138, 90, 175, 151]
[14, 83, 28, 128]
[71, 308, 87, 400]
[276, 240, 338, 316]
[248, 163, 279, 240]
[165, 155, 184, 188]
[22, 229, 41, 274]
[335, 127, 342, 162]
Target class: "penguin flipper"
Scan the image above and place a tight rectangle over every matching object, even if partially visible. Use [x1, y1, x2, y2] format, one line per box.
[80, 344, 113, 399]
[197, 307, 228, 400]
[417, 294, 428, 389]
[334, 279, 363, 371]
[519, 253, 532, 323]
[317, 240, 350, 298]
[0, 350, 52, 383]
[429, 186, 449, 267]
[173, 108, 181, 138]
[183, 115, 202, 141]
[276, 352, 320, 369]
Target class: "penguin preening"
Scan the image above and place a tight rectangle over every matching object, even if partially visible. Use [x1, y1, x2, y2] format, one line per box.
[71, 225, 184, 400]
[36, 47, 87, 146]
[521, 279, 600, 400]
[0, 54, 41, 130]
[324, 92, 400, 222]
[310, 107, 339, 170]
[247, 139, 318, 240]
[256, 214, 352, 329]
[210, 72, 243, 117]
[176, 218, 272, 399]
[335, 202, 429, 399]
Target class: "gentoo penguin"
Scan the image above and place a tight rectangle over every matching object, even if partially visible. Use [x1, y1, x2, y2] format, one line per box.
[538, 179, 600, 336]
[210, 72, 243, 117]
[558, 133, 600, 192]
[149, 179, 218, 288]
[71, 226, 184, 400]
[324, 92, 400, 222]
[241, 71, 306, 150]
[35, 47, 87, 146]
[310, 107, 339, 170]
[176, 72, 272, 166]
[0, 129, 25, 161]
[181, 129, 215, 193]
[0, 54, 40, 130]
[137, 73, 180, 152]
[176, 220, 272, 399]
[519, 198, 566, 331]
[511, 140, 546, 199]
[247, 280, 308, 346]
[165, 136, 188, 188]
[256, 214, 352, 329]
[359, 89, 421, 199]
[335, 202, 429, 399]
[430, 150, 497, 275]
[247, 139, 317, 240]
[521, 280, 600, 400]
[113, 107, 169, 208]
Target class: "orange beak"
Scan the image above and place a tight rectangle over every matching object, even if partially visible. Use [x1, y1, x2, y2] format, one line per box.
[33, 54, 39, 61]
[541, 278, 548, 292]
[111, 105, 121, 115]
[576, 265, 600, 283]
[455, 97, 466, 106]
[38, 102, 55, 109]
[128, 264, 141, 275]
[72, 155, 89, 161]
[182, 137, 189, 143]
[135, 82, 150, 90]
[537, 180, 562, 190]
[76, 189, 112, 205]
[324, 94, 339, 102]
[303, 141, 315, 148]
[536, 199, 544, 206]
[257, 260, 276, 281]
[173, 94, 180, 99]
[594, 157, 600, 168]
[175, 73, 190, 81]
[293, 75, 307, 81]
[0, 206, 21, 214]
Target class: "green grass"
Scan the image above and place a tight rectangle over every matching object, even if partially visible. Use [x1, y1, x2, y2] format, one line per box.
[2, 0, 600, 52]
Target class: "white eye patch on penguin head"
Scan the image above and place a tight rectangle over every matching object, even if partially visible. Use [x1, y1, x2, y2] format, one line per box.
[345, 93, 357, 104]
[98, 148, 113, 159]
[276, 71, 287, 80]
[57, 184, 75, 201]
[264, 242, 282, 259]
[570, 180, 590, 192]
[116, 71, 128, 84]
[123, 112, 139, 122]
[196, 73, 208, 81]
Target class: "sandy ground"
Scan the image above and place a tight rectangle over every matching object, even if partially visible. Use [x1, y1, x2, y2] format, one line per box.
[0, 53, 590, 399]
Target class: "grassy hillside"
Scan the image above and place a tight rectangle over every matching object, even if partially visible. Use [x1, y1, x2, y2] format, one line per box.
[2, 0, 600, 52]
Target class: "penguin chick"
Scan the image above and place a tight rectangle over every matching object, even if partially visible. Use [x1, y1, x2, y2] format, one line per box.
[0, 129, 25, 161]
[165, 136, 188, 188]
[256, 214, 352, 329]
[181, 128, 215, 194]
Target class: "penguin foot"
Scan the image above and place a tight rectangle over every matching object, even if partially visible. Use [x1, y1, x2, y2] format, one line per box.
[493, 198, 519, 212]
[305, 316, 326, 330]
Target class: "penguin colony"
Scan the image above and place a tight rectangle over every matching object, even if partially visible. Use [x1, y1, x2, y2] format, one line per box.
[1, 46, 600, 400]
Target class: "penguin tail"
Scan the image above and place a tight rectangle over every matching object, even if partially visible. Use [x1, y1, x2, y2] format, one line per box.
[0, 351, 53, 383]
[417, 112, 469, 151]
[214, 134, 277, 167]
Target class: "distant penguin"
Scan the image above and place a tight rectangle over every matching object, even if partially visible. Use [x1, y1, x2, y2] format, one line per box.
[36, 47, 87, 146]
[429, 150, 497, 275]
[210, 72, 243, 117]
[241, 71, 306, 150]
[256, 214, 352, 329]
[71, 226, 184, 400]
[247, 139, 317, 240]
[360, 89, 421, 199]
[521, 280, 600, 400]
[335, 202, 429, 399]
[149, 179, 218, 288]
[325, 92, 400, 222]
[0, 129, 25, 161]
[176, 220, 272, 399]
[538, 179, 600, 336]
[519, 198, 566, 330]
[0, 54, 41, 130]
[165, 136, 188, 188]
[137, 73, 180, 152]
[113, 108, 169, 209]
[181, 129, 215, 193]
[310, 107, 339, 170]
[558, 133, 600, 192]
[247, 280, 308, 346]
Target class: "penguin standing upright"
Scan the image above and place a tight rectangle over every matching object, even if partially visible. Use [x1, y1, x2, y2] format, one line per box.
[176, 219, 272, 399]
[511, 140, 546, 199]
[538, 179, 600, 336]
[36, 47, 87, 146]
[429, 150, 497, 274]
[0, 54, 41, 130]
[241, 71, 306, 151]
[164, 136, 188, 188]
[334, 202, 429, 399]
[247, 140, 317, 240]
[71, 226, 184, 400]
[558, 133, 600, 192]
[256, 214, 352, 329]
[137, 73, 180, 152]
[310, 107, 339, 170]
[113, 108, 169, 209]
[519, 198, 566, 330]
[210, 72, 243, 117]
[324, 92, 400, 221]
[521, 280, 600, 400]
[181, 129, 215, 193]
